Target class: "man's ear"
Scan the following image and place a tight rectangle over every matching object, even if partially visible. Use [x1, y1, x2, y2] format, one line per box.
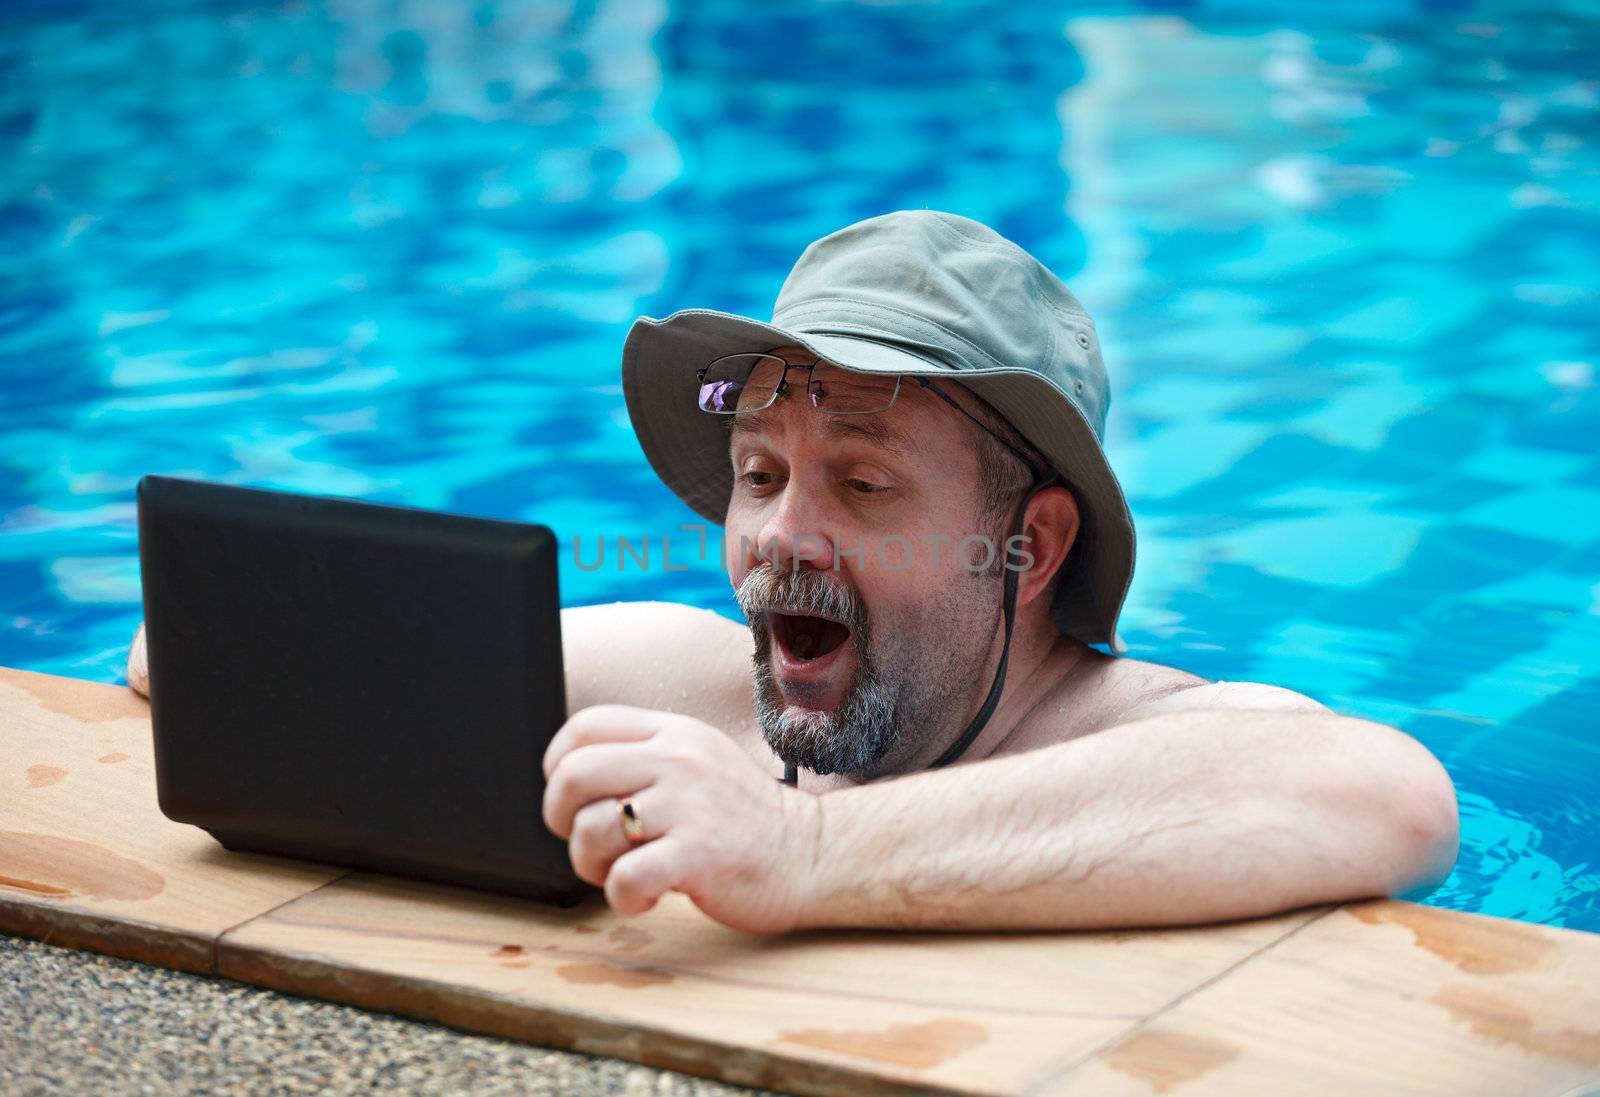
[1014, 483, 1079, 610]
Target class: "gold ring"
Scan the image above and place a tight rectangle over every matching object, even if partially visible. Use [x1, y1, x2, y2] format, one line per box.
[619, 798, 646, 843]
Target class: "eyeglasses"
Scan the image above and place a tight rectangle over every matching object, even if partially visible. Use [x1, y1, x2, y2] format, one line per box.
[695, 352, 1045, 479]
[696, 353, 903, 416]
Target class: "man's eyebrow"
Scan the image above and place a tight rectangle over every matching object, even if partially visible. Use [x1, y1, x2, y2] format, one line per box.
[727, 408, 918, 459]
[821, 413, 917, 458]
[728, 409, 779, 441]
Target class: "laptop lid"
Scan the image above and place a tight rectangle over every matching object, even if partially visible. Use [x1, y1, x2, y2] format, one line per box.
[137, 473, 591, 904]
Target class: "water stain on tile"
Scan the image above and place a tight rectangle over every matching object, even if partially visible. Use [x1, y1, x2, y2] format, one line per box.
[0, 669, 149, 724]
[98, 752, 130, 764]
[1346, 901, 1554, 974]
[25, 765, 66, 789]
[555, 962, 673, 988]
[1434, 984, 1600, 1067]
[491, 945, 532, 969]
[608, 925, 653, 951]
[0, 831, 165, 901]
[0, 874, 70, 896]
[773, 1018, 988, 1071]
[1102, 1029, 1242, 1093]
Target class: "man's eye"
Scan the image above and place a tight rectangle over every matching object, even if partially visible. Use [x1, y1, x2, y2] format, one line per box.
[848, 478, 888, 495]
[742, 470, 780, 488]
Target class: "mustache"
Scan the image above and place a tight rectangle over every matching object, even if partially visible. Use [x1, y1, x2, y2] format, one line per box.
[735, 566, 868, 638]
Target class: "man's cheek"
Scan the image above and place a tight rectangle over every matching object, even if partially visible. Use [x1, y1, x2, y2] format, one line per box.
[877, 531, 978, 577]
[725, 521, 755, 578]
[870, 533, 916, 573]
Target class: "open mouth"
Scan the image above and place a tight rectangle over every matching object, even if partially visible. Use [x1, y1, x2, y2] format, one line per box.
[770, 611, 852, 663]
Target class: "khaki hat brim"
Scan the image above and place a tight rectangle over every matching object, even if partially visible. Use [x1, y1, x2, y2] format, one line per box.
[622, 308, 1135, 650]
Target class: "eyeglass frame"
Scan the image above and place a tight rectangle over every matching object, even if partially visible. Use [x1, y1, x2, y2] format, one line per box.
[695, 353, 1047, 481]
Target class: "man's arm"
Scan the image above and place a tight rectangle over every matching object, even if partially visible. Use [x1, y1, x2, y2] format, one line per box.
[558, 600, 753, 728]
[797, 688, 1460, 931]
[125, 601, 756, 733]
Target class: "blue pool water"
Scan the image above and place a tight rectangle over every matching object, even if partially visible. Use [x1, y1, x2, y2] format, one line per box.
[2, 0, 1596, 932]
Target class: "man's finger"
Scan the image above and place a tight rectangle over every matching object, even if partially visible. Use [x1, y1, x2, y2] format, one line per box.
[542, 704, 663, 779]
[567, 788, 666, 885]
[604, 834, 688, 917]
[541, 740, 663, 838]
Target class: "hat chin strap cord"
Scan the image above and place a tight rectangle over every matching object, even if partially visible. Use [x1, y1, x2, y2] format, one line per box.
[779, 475, 1059, 788]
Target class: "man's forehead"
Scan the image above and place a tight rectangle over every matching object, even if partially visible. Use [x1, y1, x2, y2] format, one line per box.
[729, 403, 920, 460]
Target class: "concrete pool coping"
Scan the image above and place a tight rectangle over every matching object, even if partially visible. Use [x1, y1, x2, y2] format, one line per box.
[3, 664, 1598, 1096]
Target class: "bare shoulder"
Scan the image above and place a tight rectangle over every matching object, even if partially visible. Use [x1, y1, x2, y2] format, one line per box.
[1083, 653, 1332, 731]
[1005, 648, 1330, 753]
[560, 600, 755, 731]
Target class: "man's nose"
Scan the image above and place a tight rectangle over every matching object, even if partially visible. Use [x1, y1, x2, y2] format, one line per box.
[746, 482, 838, 574]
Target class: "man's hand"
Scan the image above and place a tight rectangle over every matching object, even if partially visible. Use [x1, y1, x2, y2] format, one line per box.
[127, 622, 150, 698]
[542, 705, 820, 934]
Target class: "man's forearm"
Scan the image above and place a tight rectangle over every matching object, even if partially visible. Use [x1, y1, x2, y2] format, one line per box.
[797, 709, 1458, 931]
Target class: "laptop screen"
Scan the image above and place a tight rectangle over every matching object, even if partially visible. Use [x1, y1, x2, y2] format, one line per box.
[137, 474, 590, 904]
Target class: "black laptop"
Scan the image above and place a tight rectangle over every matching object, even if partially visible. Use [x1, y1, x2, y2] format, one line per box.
[136, 474, 593, 904]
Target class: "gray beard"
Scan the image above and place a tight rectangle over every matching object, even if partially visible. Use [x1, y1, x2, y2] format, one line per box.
[739, 566, 1002, 780]
[749, 626, 900, 777]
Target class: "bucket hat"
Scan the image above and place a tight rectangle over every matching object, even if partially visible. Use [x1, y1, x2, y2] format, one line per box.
[622, 210, 1134, 653]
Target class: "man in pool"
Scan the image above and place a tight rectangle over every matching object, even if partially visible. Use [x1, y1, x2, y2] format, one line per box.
[127, 210, 1459, 936]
